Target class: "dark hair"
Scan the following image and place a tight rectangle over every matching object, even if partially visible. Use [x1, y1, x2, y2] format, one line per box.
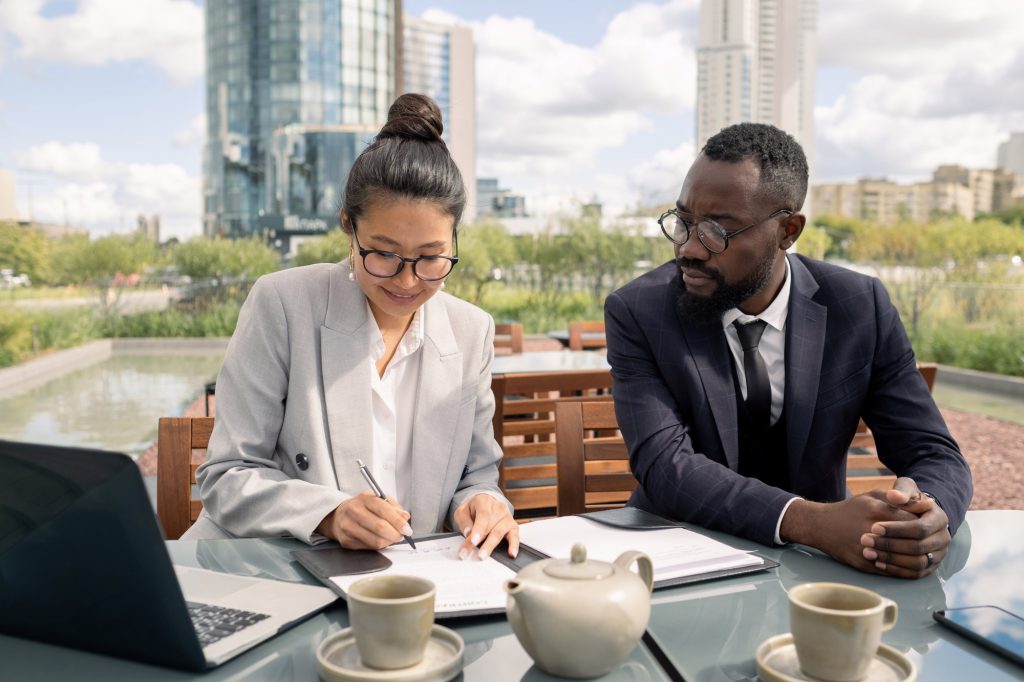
[702, 123, 809, 211]
[342, 93, 466, 233]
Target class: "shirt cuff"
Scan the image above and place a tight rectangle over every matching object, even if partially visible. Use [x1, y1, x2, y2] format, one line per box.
[775, 496, 802, 545]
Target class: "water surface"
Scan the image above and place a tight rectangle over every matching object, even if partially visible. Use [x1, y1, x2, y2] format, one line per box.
[0, 350, 224, 456]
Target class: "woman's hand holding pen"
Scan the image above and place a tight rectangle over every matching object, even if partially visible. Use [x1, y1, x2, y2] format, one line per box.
[454, 494, 520, 561]
[315, 492, 413, 550]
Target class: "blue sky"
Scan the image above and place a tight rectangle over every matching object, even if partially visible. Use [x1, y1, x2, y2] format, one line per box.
[1, 0, 1023, 240]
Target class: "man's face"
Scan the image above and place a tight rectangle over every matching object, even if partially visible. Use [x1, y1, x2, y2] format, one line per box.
[673, 156, 786, 324]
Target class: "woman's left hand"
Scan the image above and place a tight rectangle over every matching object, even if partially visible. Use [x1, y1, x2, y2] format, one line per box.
[453, 494, 519, 561]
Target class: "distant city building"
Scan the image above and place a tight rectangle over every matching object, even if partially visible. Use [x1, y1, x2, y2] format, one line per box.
[476, 178, 527, 219]
[0, 167, 17, 221]
[403, 16, 477, 222]
[812, 164, 1021, 225]
[136, 214, 161, 243]
[997, 132, 1024, 179]
[203, 0, 401, 254]
[695, 0, 817, 167]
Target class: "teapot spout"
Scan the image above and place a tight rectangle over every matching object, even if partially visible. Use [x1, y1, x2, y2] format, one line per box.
[504, 579, 537, 654]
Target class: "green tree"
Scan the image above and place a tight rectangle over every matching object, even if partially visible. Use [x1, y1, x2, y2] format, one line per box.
[0, 222, 53, 284]
[445, 220, 517, 304]
[794, 223, 832, 261]
[47, 233, 158, 314]
[292, 230, 348, 267]
[173, 236, 279, 280]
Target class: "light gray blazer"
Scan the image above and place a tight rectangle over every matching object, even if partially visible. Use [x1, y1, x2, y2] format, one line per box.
[185, 261, 509, 543]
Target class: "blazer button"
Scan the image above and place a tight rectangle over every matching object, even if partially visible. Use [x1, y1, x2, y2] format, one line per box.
[296, 453, 309, 470]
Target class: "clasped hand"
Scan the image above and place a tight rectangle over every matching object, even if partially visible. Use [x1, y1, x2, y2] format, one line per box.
[316, 492, 519, 560]
[858, 477, 951, 579]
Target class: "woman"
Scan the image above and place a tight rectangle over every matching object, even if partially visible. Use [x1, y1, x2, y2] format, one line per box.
[185, 94, 519, 561]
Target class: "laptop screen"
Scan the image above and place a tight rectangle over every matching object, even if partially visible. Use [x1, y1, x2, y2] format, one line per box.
[0, 440, 206, 670]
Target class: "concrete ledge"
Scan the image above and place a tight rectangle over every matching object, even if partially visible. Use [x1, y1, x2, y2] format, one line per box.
[0, 339, 112, 398]
[111, 338, 230, 353]
[936, 364, 1024, 400]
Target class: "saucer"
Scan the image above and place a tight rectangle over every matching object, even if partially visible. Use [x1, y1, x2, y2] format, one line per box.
[755, 633, 916, 682]
[318, 624, 464, 682]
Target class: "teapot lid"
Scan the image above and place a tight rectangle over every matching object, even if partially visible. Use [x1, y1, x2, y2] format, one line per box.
[542, 544, 613, 580]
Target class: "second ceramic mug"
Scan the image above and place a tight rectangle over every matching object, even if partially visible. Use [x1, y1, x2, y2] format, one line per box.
[788, 582, 898, 682]
[347, 575, 436, 670]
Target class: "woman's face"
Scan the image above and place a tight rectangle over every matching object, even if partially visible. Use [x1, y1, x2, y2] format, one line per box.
[346, 198, 455, 328]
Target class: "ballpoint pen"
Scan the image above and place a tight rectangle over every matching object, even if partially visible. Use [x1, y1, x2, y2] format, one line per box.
[355, 459, 417, 550]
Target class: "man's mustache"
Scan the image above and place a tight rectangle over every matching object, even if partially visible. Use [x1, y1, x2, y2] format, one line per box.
[675, 257, 724, 283]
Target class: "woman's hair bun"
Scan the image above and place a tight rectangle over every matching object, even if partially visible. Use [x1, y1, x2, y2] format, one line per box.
[378, 93, 444, 142]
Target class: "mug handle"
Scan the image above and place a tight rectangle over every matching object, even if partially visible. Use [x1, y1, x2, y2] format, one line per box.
[881, 598, 898, 632]
[614, 551, 654, 592]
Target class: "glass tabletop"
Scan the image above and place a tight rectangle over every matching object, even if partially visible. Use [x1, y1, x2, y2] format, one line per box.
[643, 509, 1024, 681]
[491, 350, 610, 376]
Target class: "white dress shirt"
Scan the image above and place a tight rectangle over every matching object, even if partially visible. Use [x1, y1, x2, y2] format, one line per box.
[367, 302, 424, 508]
[721, 257, 798, 543]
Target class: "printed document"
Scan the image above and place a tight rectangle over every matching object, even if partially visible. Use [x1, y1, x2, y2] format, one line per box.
[518, 516, 763, 582]
[329, 536, 515, 614]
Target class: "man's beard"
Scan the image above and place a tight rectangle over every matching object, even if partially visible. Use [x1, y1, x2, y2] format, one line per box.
[674, 248, 776, 326]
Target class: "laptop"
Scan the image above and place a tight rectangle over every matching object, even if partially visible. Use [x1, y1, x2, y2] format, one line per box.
[0, 439, 337, 671]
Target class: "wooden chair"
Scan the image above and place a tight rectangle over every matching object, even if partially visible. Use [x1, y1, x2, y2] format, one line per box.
[493, 322, 524, 354]
[845, 362, 939, 494]
[555, 400, 636, 516]
[491, 369, 613, 519]
[568, 321, 607, 351]
[157, 417, 214, 539]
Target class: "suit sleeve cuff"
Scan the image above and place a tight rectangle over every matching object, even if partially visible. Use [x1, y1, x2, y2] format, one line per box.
[775, 496, 802, 545]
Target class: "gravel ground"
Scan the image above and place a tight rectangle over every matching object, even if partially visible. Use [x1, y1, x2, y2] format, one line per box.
[941, 407, 1024, 510]
[141, 335, 1024, 511]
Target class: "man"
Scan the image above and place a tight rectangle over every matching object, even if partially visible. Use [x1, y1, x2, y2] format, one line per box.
[605, 123, 971, 578]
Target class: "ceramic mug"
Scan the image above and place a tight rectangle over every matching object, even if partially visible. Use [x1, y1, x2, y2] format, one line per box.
[788, 582, 898, 682]
[347, 575, 436, 670]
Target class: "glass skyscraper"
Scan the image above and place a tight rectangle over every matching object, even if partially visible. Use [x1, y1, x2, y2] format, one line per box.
[203, 0, 401, 252]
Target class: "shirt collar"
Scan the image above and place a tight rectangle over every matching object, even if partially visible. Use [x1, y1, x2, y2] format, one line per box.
[721, 255, 792, 333]
[367, 301, 425, 361]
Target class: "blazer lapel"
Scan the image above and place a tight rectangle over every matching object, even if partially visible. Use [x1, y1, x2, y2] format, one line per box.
[677, 303, 740, 471]
[784, 256, 826, 484]
[409, 296, 463, 530]
[321, 263, 373, 495]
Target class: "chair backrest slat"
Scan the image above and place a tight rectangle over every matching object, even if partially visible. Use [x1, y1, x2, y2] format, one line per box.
[157, 416, 214, 540]
[555, 400, 635, 516]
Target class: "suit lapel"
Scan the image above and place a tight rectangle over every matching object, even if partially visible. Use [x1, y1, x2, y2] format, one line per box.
[676, 300, 740, 471]
[784, 256, 826, 484]
[321, 263, 373, 495]
[409, 296, 462, 531]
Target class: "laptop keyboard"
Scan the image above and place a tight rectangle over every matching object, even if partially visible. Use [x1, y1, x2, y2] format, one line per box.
[186, 601, 271, 647]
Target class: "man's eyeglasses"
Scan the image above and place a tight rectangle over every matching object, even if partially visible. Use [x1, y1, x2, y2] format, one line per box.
[658, 208, 792, 254]
[351, 221, 459, 281]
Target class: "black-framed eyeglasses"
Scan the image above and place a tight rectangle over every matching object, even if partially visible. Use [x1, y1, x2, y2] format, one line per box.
[351, 220, 459, 281]
[658, 208, 793, 254]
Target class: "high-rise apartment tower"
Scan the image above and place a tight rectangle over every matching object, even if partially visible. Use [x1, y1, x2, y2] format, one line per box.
[695, 0, 816, 168]
[402, 16, 477, 222]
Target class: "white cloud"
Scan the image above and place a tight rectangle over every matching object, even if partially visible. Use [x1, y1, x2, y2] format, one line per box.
[440, 1, 698, 207]
[15, 140, 200, 240]
[0, 0, 203, 85]
[173, 113, 206, 148]
[815, 0, 1024, 182]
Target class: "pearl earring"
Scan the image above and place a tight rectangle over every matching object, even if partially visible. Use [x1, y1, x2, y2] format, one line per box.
[348, 254, 355, 281]
[440, 280, 446, 290]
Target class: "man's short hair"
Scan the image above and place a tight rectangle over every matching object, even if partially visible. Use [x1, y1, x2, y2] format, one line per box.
[702, 123, 809, 211]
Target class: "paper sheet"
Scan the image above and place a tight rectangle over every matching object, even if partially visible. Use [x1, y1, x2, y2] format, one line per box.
[518, 516, 763, 581]
[329, 536, 515, 614]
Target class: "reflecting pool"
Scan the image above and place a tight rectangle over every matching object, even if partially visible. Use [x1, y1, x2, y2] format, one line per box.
[0, 348, 224, 456]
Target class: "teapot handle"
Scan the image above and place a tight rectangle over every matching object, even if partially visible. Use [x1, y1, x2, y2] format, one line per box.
[614, 551, 654, 593]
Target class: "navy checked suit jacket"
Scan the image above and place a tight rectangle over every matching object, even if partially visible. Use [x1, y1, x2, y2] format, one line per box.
[605, 254, 972, 546]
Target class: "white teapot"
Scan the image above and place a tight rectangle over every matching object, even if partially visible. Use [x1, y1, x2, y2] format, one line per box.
[504, 543, 654, 678]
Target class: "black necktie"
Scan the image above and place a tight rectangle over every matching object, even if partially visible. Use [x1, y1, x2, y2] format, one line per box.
[733, 319, 772, 430]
